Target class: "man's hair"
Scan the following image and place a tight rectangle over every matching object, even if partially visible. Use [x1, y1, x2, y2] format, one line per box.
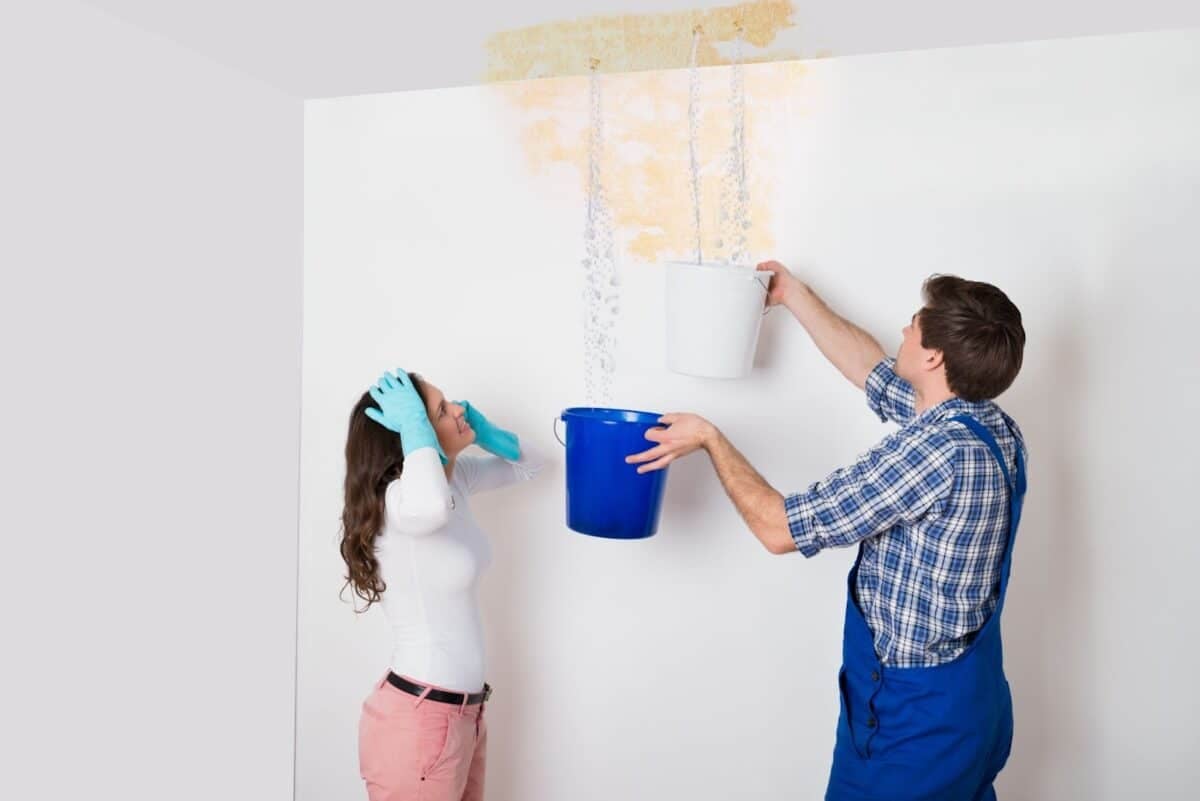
[918, 275, 1025, 401]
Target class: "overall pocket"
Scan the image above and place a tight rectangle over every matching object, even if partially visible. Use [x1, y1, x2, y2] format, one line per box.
[836, 668, 866, 759]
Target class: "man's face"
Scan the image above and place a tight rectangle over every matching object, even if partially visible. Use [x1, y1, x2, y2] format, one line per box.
[896, 311, 926, 383]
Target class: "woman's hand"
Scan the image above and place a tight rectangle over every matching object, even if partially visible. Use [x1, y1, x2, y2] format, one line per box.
[457, 401, 521, 461]
[365, 370, 446, 460]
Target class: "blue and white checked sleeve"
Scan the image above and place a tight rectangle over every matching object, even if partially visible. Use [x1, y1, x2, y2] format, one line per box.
[785, 430, 957, 557]
[866, 358, 916, 424]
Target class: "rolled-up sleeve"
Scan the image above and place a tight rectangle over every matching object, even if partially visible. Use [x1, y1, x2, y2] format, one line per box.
[785, 430, 957, 558]
[866, 358, 917, 425]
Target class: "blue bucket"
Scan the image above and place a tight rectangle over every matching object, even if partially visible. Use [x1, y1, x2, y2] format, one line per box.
[555, 407, 670, 539]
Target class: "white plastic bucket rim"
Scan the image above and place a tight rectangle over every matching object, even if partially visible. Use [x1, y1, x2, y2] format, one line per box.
[663, 260, 770, 289]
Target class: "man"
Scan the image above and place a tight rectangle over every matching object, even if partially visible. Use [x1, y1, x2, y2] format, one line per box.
[628, 261, 1028, 801]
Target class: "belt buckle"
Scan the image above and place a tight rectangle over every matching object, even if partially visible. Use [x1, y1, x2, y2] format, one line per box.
[482, 683, 492, 703]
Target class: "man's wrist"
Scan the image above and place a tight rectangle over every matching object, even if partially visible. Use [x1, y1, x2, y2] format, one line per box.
[700, 422, 722, 452]
[783, 281, 812, 313]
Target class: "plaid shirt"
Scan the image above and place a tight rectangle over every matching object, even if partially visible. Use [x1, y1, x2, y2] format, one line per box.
[785, 359, 1027, 668]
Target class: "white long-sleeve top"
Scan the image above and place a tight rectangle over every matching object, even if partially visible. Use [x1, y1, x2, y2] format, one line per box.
[375, 441, 545, 692]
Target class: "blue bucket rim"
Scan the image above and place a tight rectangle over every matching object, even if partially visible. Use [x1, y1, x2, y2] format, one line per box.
[560, 406, 664, 425]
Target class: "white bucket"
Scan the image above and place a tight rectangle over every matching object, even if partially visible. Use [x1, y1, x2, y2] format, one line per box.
[665, 261, 769, 379]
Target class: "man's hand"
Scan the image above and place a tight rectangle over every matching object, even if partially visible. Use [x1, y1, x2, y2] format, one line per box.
[755, 258, 885, 390]
[757, 260, 805, 309]
[625, 413, 717, 474]
[628, 412, 794, 554]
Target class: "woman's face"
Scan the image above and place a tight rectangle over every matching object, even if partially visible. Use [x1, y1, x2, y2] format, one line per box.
[419, 380, 475, 458]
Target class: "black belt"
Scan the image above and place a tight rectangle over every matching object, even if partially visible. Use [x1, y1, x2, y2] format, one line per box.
[387, 672, 492, 706]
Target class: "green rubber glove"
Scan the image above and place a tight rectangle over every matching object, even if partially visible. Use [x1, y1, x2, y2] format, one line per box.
[458, 400, 521, 461]
[365, 370, 447, 462]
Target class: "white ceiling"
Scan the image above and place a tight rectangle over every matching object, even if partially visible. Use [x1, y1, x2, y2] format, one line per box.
[78, 0, 1200, 98]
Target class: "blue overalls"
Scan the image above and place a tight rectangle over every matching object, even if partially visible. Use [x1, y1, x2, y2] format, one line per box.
[826, 415, 1027, 801]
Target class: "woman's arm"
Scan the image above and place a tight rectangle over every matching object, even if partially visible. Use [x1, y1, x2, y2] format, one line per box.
[456, 439, 546, 495]
[383, 448, 453, 534]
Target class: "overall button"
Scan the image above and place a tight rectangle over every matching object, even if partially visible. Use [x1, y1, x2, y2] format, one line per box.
[870, 670, 880, 682]
[866, 717, 877, 729]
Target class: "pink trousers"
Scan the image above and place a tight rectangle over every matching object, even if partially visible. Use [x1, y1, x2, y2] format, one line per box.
[358, 675, 488, 801]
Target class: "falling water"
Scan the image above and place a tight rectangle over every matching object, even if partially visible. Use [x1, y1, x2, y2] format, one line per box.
[687, 27, 703, 265]
[719, 28, 751, 268]
[581, 63, 618, 406]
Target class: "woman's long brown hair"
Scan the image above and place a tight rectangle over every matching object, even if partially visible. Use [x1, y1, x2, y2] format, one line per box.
[339, 374, 430, 610]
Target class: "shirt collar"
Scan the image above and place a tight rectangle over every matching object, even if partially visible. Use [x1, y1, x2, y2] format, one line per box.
[914, 395, 990, 424]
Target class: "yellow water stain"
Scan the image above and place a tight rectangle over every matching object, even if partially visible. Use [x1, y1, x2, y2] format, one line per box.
[493, 59, 808, 264]
[485, 0, 797, 82]
[520, 118, 577, 170]
[629, 230, 670, 262]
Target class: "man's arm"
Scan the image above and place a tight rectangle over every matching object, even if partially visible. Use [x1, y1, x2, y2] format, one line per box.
[785, 430, 956, 558]
[626, 414, 793, 554]
[627, 413, 957, 557]
[705, 429, 794, 554]
[758, 261, 886, 390]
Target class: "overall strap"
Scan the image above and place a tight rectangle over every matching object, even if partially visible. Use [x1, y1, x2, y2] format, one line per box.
[950, 415, 1015, 493]
[949, 414, 1026, 615]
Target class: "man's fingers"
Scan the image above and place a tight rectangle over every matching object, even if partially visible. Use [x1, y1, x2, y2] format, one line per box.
[637, 455, 674, 474]
[626, 445, 665, 464]
[643, 426, 668, 443]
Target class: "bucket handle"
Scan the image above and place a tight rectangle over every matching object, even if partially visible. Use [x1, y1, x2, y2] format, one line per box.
[553, 416, 566, 446]
[754, 272, 774, 317]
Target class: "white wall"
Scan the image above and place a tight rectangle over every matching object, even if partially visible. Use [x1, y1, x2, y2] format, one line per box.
[299, 30, 1200, 801]
[0, 3, 301, 800]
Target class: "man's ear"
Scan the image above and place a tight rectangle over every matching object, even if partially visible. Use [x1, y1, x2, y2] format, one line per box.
[924, 348, 945, 373]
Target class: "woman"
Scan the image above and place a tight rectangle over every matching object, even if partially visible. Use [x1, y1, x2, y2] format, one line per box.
[341, 368, 544, 801]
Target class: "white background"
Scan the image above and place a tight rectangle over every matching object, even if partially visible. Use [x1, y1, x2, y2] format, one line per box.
[1, 2, 301, 800]
[300, 29, 1200, 801]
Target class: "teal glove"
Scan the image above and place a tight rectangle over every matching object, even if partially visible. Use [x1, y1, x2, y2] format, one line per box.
[458, 400, 521, 462]
[365, 370, 447, 461]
